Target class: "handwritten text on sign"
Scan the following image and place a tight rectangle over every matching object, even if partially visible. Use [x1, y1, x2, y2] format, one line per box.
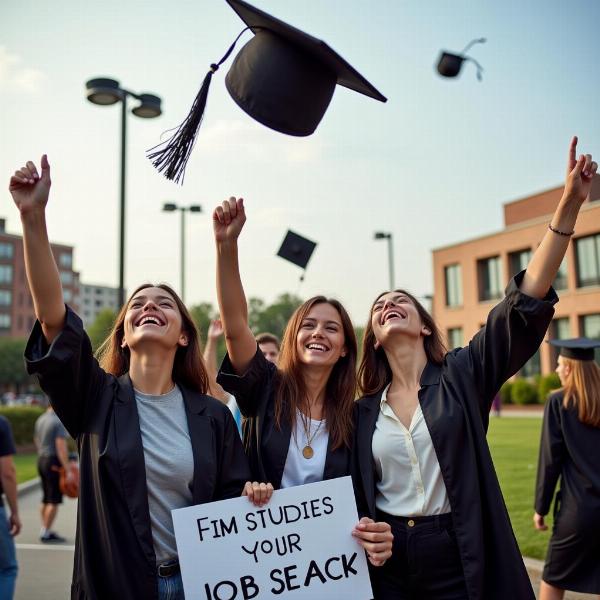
[172, 476, 373, 599]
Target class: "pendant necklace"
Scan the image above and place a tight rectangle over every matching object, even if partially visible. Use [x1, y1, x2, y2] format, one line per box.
[300, 410, 324, 460]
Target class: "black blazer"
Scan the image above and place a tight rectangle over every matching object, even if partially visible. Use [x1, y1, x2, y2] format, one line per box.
[25, 307, 250, 600]
[353, 273, 557, 600]
[217, 347, 351, 488]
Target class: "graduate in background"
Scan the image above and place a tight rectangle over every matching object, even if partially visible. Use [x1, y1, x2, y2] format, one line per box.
[534, 338, 600, 600]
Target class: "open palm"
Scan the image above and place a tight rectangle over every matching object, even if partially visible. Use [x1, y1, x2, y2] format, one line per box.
[8, 155, 51, 215]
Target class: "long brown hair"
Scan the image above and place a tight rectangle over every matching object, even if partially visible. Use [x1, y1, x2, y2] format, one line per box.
[96, 283, 209, 394]
[562, 358, 600, 427]
[358, 289, 446, 396]
[274, 296, 357, 450]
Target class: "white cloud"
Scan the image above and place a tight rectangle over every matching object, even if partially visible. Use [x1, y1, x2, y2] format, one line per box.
[0, 46, 45, 93]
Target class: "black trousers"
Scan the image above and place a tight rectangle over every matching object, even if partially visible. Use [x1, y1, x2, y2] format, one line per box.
[372, 511, 468, 600]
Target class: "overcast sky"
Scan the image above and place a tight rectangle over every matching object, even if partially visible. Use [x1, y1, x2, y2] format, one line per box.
[2, 0, 599, 325]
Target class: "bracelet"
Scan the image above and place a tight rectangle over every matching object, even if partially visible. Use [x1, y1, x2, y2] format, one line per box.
[548, 223, 574, 237]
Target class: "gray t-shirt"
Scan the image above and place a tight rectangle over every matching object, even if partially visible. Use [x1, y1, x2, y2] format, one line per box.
[135, 385, 194, 564]
[34, 410, 67, 457]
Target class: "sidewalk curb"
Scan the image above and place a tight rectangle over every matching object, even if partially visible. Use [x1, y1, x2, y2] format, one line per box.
[17, 478, 40, 496]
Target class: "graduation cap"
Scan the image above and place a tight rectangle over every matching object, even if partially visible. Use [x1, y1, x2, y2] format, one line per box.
[277, 230, 317, 281]
[148, 0, 387, 184]
[548, 338, 600, 361]
[436, 38, 486, 81]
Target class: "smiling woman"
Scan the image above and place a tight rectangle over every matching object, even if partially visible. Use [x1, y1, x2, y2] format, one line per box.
[8, 156, 252, 600]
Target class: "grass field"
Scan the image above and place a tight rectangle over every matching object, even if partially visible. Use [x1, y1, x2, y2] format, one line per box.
[488, 416, 552, 560]
[14, 453, 38, 485]
[12, 419, 552, 559]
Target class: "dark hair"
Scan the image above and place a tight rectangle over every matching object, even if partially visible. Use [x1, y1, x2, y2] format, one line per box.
[96, 283, 209, 394]
[358, 289, 446, 396]
[256, 332, 280, 350]
[275, 296, 357, 450]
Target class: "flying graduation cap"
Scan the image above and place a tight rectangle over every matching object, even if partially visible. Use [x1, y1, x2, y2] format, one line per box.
[277, 230, 317, 282]
[436, 38, 486, 81]
[148, 0, 387, 184]
[548, 338, 600, 361]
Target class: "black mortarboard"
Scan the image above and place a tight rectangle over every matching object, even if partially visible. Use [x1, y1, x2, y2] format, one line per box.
[277, 230, 317, 274]
[148, 0, 387, 184]
[436, 38, 486, 81]
[548, 338, 600, 361]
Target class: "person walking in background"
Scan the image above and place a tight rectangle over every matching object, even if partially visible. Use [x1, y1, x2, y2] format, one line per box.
[10, 155, 252, 600]
[34, 405, 72, 543]
[256, 332, 280, 365]
[352, 137, 596, 600]
[534, 338, 600, 600]
[0, 415, 20, 600]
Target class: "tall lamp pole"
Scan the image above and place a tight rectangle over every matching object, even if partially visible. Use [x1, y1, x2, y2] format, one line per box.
[374, 231, 395, 290]
[85, 78, 162, 307]
[162, 203, 202, 302]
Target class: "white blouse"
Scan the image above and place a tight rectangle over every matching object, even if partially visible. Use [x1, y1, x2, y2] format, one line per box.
[372, 383, 451, 516]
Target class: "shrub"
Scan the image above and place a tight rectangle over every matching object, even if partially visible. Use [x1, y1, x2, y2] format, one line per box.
[511, 379, 539, 405]
[500, 382, 513, 405]
[538, 373, 561, 403]
[0, 406, 44, 446]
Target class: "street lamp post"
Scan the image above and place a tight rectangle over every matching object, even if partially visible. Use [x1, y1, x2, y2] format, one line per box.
[374, 231, 395, 290]
[85, 78, 162, 307]
[162, 203, 202, 302]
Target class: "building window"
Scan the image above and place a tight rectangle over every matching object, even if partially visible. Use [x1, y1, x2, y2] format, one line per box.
[0, 314, 11, 329]
[59, 253, 72, 268]
[550, 317, 571, 364]
[0, 242, 14, 258]
[581, 314, 600, 362]
[60, 271, 73, 285]
[444, 264, 463, 307]
[477, 256, 502, 302]
[447, 327, 463, 349]
[0, 265, 13, 284]
[63, 289, 73, 302]
[508, 249, 531, 276]
[0, 290, 11, 306]
[575, 233, 600, 287]
[553, 258, 568, 291]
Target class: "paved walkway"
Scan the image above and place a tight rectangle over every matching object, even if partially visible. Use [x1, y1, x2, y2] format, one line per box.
[14, 480, 75, 600]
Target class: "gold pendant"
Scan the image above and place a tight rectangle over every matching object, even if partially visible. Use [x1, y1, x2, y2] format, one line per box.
[302, 445, 314, 459]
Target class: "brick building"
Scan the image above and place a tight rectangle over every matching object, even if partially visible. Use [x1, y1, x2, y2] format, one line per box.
[432, 176, 600, 376]
[0, 218, 79, 338]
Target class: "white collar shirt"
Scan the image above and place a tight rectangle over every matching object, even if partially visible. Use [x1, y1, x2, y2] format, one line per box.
[372, 383, 451, 516]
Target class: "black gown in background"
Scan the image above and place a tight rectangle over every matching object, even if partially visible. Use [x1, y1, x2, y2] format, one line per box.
[535, 390, 600, 594]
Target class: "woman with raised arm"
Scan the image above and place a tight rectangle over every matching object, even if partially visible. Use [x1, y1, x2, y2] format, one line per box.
[213, 197, 393, 567]
[353, 137, 597, 600]
[534, 338, 600, 600]
[10, 156, 252, 600]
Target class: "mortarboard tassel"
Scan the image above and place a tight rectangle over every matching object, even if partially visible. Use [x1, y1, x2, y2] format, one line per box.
[147, 27, 252, 184]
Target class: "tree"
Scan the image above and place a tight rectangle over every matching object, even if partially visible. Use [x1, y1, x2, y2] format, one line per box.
[86, 309, 117, 352]
[0, 338, 36, 392]
[249, 293, 302, 340]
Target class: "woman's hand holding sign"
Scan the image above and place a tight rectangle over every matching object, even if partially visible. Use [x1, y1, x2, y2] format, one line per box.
[352, 517, 393, 566]
[242, 481, 274, 507]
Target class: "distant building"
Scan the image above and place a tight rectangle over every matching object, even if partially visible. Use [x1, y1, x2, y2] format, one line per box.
[432, 176, 600, 376]
[0, 218, 79, 338]
[78, 283, 120, 328]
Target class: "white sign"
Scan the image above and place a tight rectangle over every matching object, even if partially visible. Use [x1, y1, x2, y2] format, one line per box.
[172, 476, 373, 600]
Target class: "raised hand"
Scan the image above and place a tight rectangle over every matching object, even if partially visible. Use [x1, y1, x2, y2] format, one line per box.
[207, 318, 224, 340]
[213, 197, 246, 243]
[564, 136, 597, 205]
[8, 155, 52, 215]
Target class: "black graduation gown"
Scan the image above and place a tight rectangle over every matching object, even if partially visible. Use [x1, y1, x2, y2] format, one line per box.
[217, 347, 351, 488]
[24, 307, 251, 600]
[535, 390, 600, 593]
[353, 272, 557, 600]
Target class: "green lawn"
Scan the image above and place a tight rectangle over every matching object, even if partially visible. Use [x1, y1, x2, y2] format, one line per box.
[488, 417, 552, 560]
[14, 453, 38, 485]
